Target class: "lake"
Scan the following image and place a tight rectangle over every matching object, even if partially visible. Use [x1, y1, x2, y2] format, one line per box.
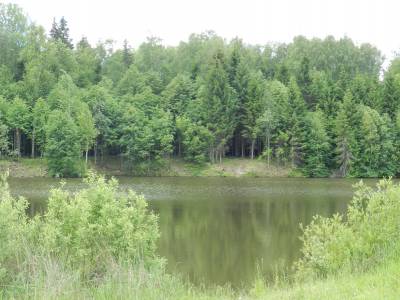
[8, 176, 366, 287]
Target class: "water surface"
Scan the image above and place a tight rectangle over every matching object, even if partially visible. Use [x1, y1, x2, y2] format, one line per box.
[9, 177, 366, 287]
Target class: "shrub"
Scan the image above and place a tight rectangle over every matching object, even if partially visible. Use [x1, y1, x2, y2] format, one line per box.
[0, 172, 30, 284]
[38, 172, 160, 277]
[296, 179, 400, 279]
[0, 171, 160, 287]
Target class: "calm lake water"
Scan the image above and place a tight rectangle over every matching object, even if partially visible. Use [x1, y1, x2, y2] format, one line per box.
[8, 176, 368, 287]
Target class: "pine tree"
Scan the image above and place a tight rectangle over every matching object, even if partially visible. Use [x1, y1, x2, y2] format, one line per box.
[199, 50, 237, 163]
[334, 91, 358, 177]
[381, 74, 400, 118]
[276, 64, 290, 85]
[243, 71, 264, 159]
[377, 113, 397, 176]
[227, 40, 247, 157]
[49, 17, 73, 49]
[122, 39, 133, 68]
[232, 61, 251, 157]
[49, 18, 58, 40]
[287, 78, 307, 167]
[297, 56, 313, 108]
[302, 110, 330, 177]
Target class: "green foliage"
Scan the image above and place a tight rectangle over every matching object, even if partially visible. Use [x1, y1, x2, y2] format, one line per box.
[47, 73, 80, 111]
[287, 78, 308, 166]
[82, 81, 115, 152]
[197, 50, 238, 162]
[6, 97, 30, 157]
[6, 96, 30, 133]
[75, 101, 97, 155]
[334, 91, 358, 177]
[243, 71, 266, 153]
[39, 173, 160, 276]
[357, 106, 396, 177]
[45, 110, 83, 177]
[75, 37, 101, 87]
[120, 92, 174, 168]
[0, 3, 28, 76]
[176, 116, 212, 163]
[381, 74, 400, 118]
[0, 2, 400, 178]
[0, 122, 9, 157]
[0, 172, 29, 284]
[49, 17, 73, 49]
[116, 65, 147, 96]
[0, 172, 161, 294]
[32, 98, 50, 154]
[302, 111, 330, 177]
[162, 73, 195, 119]
[297, 179, 400, 279]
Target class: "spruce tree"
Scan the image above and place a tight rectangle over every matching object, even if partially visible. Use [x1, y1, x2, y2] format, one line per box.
[287, 78, 307, 167]
[381, 75, 400, 118]
[334, 91, 358, 177]
[49, 17, 73, 49]
[297, 56, 313, 108]
[122, 39, 133, 68]
[199, 50, 237, 163]
[302, 110, 330, 177]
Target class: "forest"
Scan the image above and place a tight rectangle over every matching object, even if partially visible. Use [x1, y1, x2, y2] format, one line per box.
[1, 3, 400, 177]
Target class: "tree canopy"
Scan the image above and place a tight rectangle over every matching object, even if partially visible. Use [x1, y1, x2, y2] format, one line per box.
[0, 3, 399, 177]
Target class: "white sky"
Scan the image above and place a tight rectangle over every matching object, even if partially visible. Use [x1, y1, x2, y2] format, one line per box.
[6, 0, 400, 64]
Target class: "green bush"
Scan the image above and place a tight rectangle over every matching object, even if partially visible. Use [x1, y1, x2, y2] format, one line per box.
[0, 172, 160, 288]
[38, 172, 160, 277]
[0, 172, 30, 284]
[296, 179, 400, 279]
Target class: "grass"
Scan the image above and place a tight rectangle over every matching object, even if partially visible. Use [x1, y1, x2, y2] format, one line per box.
[87, 155, 293, 177]
[166, 158, 292, 177]
[0, 156, 294, 178]
[264, 257, 400, 299]
[3, 257, 399, 299]
[0, 157, 47, 177]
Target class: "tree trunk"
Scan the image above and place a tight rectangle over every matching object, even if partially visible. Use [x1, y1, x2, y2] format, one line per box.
[31, 129, 35, 158]
[120, 147, 123, 170]
[15, 128, 21, 157]
[94, 140, 97, 165]
[291, 144, 295, 168]
[250, 139, 255, 159]
[241, 138, 245, 157]
[267, 134, 271, 168]
[85, 144, 89, 164]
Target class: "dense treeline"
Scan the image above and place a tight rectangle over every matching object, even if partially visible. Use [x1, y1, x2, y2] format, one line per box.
[1, 3, 400, 177]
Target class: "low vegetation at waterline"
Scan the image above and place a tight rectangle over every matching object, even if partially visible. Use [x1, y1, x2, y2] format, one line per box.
[0, 157, 293, 178]
[0, 172, 399, 299]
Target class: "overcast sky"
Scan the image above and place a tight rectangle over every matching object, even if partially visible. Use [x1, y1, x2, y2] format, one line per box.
[7, 0, 400, 64]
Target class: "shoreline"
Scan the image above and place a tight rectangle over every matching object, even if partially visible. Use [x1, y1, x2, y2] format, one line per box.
[2, 157, 396, 179]
[0, 157, 295, 178]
